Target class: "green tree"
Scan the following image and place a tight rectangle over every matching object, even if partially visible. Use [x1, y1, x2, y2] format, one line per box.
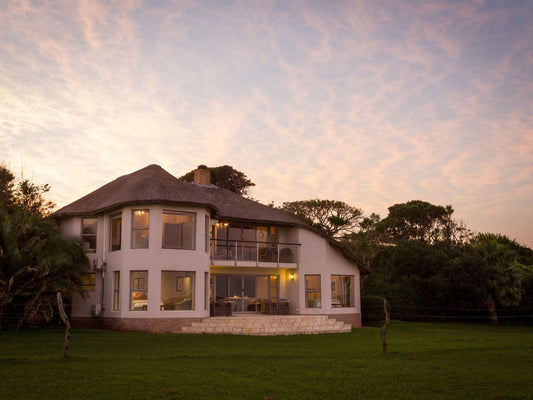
[179, 165, 255, 196]
[280, 199, 363, 238]
[467, 233, 524, 324]
[0, 165, 15, 208]
[378, 200, 470, 246]
[0, 165, 88, 329]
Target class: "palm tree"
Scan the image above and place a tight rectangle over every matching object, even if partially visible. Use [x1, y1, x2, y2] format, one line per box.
[471, 234, 523, 324]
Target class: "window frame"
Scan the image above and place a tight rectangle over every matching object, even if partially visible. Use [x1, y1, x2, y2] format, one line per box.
[331, 275, 354, 308]
[81, 217, 97, 253]
[130, 270, 148, 311]
[131, 209, 149, 249]
[81, 273, 96, 291]
[110, 213, 122, 252]
[160, 271, 195, 311]
[304, 274, 322, 308]
[113, 271, 120, 311]
[161, 210, 196, 250]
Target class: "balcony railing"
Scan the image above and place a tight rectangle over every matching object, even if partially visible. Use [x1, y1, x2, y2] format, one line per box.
[211, 239, 300, 265]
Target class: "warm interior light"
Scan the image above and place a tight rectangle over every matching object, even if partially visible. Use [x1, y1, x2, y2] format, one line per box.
[290, 274, 295, 281]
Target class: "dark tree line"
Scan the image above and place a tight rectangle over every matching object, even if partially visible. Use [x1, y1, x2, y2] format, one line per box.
[283, 198, 533, 325]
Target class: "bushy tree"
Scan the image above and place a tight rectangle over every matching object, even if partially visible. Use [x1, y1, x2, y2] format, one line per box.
[179, 165, 255, 196]
[0, 165, 88, 329]
[377, 200, 470, 246]
[280, 199, 363, 238]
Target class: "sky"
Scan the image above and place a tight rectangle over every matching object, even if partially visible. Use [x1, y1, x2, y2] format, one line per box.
[1, 0, 532, 248]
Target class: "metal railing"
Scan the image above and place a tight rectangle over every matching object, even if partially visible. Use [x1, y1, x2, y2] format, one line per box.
[211, 239, 300, 264]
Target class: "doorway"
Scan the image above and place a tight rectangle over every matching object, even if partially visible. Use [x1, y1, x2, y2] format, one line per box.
[211, 274, 279, 312]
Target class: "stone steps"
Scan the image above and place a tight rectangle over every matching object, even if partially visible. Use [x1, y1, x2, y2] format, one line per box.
[181, 315, 352, 335]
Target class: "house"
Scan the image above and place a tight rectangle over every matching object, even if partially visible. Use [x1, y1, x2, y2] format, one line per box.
[53, 165, 368, 334]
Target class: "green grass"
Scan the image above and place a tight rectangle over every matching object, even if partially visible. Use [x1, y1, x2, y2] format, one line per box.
[0, 321, 532, 400]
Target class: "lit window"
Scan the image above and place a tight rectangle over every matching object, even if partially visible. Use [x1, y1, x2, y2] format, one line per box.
[130, 270, 148, 311]
[331, 275, 354, 307]
[81, 273, 96, 291]
[132, 210, 149, 249]
[162, 211, 196, 250]
[110, 213, 122, 251]
[305, 275, 321, 308]
[161, 271, 195, 311]
[113, 271, 120, 311]
[81, 218, 97, 253]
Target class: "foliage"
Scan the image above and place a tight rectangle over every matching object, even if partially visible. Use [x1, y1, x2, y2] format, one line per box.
[179, 165, 255, 196]
[0, 165, 88, 329]
[377, 200, 470, 246]
[1, 323, 532, 400]
[0, 164, 15, 208]
[280, 199, 363, 238]
[0, 207, 89, 329]
[0, 164, 55, 216]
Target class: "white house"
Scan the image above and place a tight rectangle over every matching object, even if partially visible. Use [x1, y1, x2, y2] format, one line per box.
[53, 165, 368, 334]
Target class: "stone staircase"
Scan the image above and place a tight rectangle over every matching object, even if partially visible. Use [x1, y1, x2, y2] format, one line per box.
[181, 315, 352, 335]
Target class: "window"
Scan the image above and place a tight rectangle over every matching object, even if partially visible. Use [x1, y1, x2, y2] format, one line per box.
[162, 210, 196, 250]
[160, 271, 195, 311]
[205, 215, 209, 253]
[331, 275, 354, 308]
[113, 271, 120, 311]
[110, 213, 122, 251]
[305, 275, 321, 308]
[132, 209, 149, 249]
[130, 270, 148, 311]
[81, 273, 96, 291]
[81, 218, 97, 253]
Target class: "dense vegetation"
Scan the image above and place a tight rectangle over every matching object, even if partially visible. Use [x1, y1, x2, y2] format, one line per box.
[0, 165, 89, 330]
[1, 322, 531, 400]
[283, 199, 533, 324]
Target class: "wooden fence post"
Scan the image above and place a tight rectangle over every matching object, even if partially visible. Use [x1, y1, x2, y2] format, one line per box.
[381, 298, 390, 353]
[56, 292, 71, 358]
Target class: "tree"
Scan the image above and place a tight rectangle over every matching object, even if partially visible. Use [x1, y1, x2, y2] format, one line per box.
[0, 165, 88, 329]
[466, 233, 524, 324]
[280, 199, 363, 238]
[179, 165, 255, 196]
[377, 200, 469, 246]
[0, 164, 15, 208]
[0, 207, 89, 329]
[341, 213, 382, 266]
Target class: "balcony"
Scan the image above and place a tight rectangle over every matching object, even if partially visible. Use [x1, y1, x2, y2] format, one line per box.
[211, 239, 300, 267]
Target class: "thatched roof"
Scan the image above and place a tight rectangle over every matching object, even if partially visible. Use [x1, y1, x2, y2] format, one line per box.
[53, 164, 368, 273]
[53, 164, 306, 227]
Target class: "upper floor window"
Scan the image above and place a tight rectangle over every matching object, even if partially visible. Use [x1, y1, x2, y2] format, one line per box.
[81, 218, 97, 253]
[110, 213, 122, 251]
[132, 209, 149, 249]
[162, 210, 196, 250]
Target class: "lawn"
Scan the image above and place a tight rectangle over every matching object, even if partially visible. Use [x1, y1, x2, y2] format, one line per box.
[0, 321, 532, 400]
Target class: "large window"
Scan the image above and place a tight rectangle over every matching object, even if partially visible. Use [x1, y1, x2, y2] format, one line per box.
[130, 270, 148, 311]
[113, 271, 120, 311]
[110, 213, 122, 251]
[161, 271, 195, 310]
[305, 275, 321, 308]
[162, 210, 196, 250]
[81, 218, 97, 253]
[331, 275, 354, 308]
[132, 209, 149, 249]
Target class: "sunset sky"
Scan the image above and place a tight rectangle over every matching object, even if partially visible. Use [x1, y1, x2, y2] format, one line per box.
[1, 1, 532, 248]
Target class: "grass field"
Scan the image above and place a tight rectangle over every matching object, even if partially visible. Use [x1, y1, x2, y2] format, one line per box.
[0, 321, 532, 400]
